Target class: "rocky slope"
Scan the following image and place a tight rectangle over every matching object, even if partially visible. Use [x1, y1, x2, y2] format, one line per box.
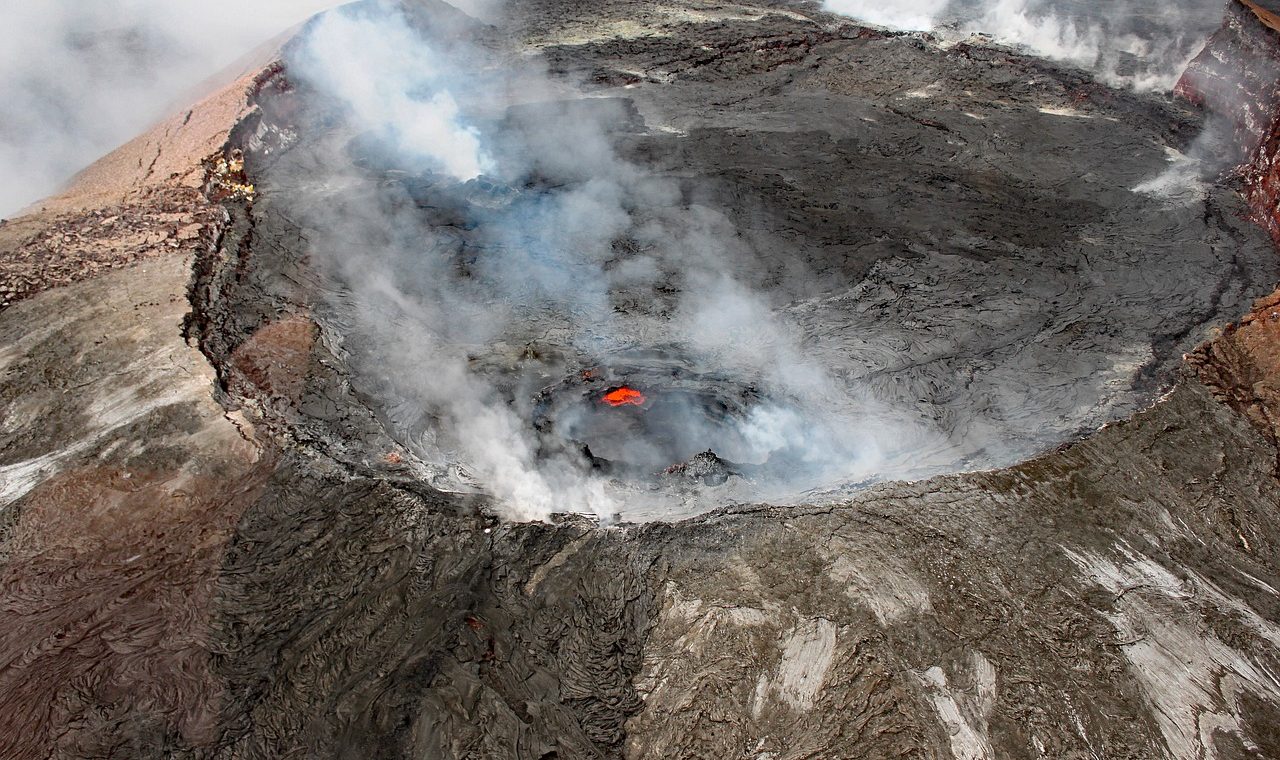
[1179, 0, 1280, 244]
[3, 1, 1280, 759]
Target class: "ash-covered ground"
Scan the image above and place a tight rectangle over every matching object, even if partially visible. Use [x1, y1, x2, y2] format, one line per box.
[231, 0, 1277, 520]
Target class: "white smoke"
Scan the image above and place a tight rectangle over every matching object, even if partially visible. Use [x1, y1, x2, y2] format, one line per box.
[823, 0, 1222, 92]
[822, 0, 949, 31]
[286, 2, 930, 520]
[296, 10, 491, 179]
[971, 0, 1104, 64]
[1133, 145, 1211, 200]
[289, 5, 629, 518]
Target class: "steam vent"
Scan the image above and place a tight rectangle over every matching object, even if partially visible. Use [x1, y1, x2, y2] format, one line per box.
[10, 0, 1280, 756]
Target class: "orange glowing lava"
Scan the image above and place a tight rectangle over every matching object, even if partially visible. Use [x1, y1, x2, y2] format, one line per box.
[602, 386, 646, 407]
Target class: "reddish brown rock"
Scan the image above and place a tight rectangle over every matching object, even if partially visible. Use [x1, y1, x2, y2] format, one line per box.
[1176, 0, 1280, 145]
[0, 190, 220, 308]
[1188, 288, 1280, 459]
[229, 315, 319, 405]
[1180, 1, 1280, 447]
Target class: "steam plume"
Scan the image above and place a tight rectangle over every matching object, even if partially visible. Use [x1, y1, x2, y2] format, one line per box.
[285, 2, 934, 519]
[824, 0, 1223, 92]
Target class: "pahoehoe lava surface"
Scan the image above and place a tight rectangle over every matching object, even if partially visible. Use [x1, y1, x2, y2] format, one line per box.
[4, 0, 1280, 758]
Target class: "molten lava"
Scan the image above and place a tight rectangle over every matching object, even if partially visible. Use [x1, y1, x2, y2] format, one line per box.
[602, 386, 646, 407]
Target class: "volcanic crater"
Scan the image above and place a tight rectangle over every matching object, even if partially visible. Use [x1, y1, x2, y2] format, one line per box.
[7, 0, 1280, 758]
[210, 0, 1280, 520]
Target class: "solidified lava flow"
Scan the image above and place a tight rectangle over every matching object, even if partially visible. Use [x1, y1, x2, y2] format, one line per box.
[601, 387, 646, 407]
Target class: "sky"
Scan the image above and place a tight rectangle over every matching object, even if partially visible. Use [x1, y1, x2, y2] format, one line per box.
[0, 0, 340, 217]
